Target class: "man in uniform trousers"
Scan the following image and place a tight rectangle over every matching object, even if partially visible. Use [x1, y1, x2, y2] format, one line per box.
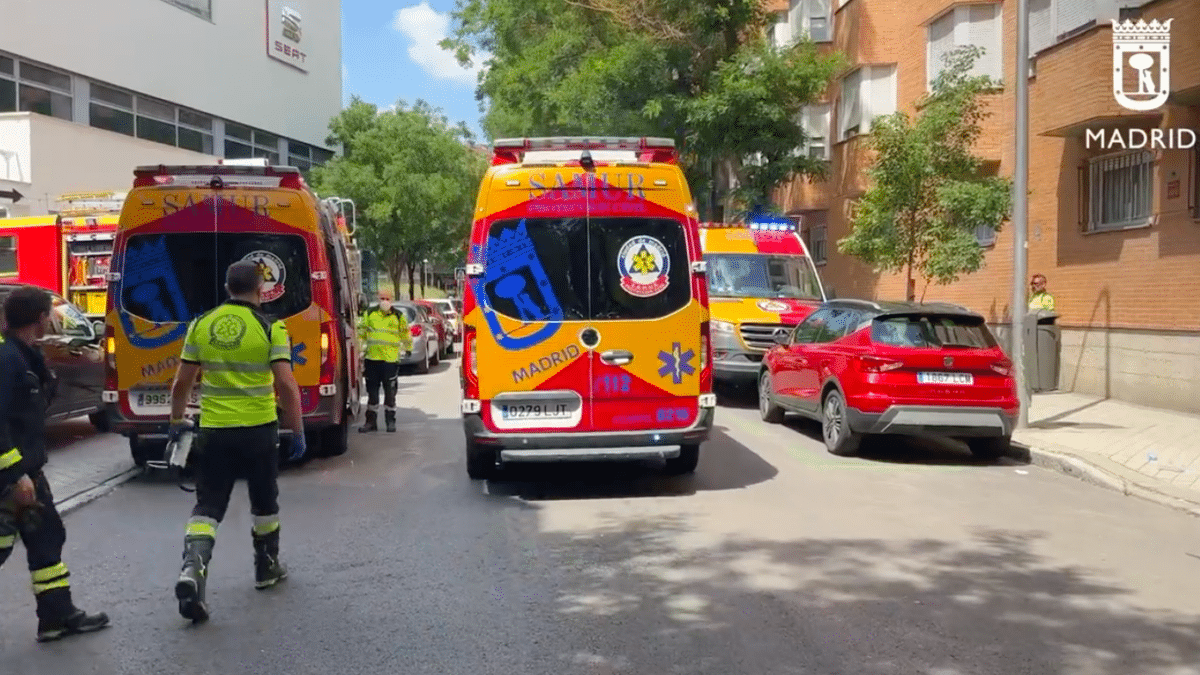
[166, 261, 305, 623]
[0, 285, 109, 641]
[357, 290, 411, 433]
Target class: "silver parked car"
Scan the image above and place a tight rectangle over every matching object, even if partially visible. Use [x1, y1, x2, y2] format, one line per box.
[395, 301, 439, 374]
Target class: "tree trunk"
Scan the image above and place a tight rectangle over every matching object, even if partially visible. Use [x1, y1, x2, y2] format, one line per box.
[420, 260, 426, 298]
[386, 255, 404, 301]
[406, 260, 417, 301]
[906, 260, 916, 302]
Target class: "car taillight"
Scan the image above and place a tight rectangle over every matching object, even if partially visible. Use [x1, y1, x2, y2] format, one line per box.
[462, 325, 479, 397]
[411, 324, 422, 337]
[857, 355, 903, 373]
[990, 358, 1014, 376]
[699, 321, 712, 391]
[104, 324, 117, 389]
[319, 322, 335, 385]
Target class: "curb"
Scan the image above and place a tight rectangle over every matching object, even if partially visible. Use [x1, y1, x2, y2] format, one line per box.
[1008, 442, 1200, 519]
[54, 467, 143, 517]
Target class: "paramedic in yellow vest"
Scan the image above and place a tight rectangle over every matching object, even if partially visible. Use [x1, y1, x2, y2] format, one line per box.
[357, 290, 411, 433]
[1029, 274, 1056, 311]
[165, 260, 305, 624]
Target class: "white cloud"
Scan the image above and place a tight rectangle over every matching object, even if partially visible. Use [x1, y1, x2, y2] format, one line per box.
[392, 2, 489, 86]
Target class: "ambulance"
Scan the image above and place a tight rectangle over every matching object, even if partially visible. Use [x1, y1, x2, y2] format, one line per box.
[699, 219, 827, 387]
[0, 191, 125, 321]
[101, 164, 364, 467]
[460, 136, 716, 479]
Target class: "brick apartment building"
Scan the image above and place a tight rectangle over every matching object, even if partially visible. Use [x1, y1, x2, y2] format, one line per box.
[768, 0, 1200, 414]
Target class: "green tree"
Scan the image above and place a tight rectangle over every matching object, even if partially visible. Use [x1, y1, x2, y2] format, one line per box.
[311, 97, 487, 300]
[442, 0, 842, 220]
[837, 47, 1012, 301]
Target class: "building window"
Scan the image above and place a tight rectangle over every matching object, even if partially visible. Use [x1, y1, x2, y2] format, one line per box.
[16, 60, 72, 121]
[838, 65, 896, 140]
[0, 56, 16, 113]
[799, 104, 830, 159]
[161, 0, 212, 21]
[1087, 150, 1153, 232]
[768, 12, 791, 49]
[808, 223, 827, 265]
[975, 224, 997, 247]
[787, 0, 832, 44]
[1029, 0, 1105, 60]
[928, 4, 1003, 88]
[88, 81, 215, 154]
[288, 141, 312, 172]
[311, 148, 334, 165]
[0, 236, 15, 275]
[226, 124, 280, 163]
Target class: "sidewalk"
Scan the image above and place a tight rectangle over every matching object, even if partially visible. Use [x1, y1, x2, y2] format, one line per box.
[1013, 392, 1200, 517]
[43, 419, 138, 515]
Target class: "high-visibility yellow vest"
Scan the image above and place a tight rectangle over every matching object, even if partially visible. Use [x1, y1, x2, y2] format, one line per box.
[358, 307, 410, 361]
[1029, 291, 1056, 311]
[180, 300, 292, 429]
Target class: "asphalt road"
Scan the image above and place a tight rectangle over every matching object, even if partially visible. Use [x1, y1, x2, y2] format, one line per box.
[3, 359, 1199, 674]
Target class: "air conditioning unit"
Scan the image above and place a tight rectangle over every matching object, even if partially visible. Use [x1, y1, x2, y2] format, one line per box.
[0, 207, 8, 218]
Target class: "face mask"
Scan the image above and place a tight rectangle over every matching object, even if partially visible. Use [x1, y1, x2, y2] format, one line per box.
[379, 300, 392, 312]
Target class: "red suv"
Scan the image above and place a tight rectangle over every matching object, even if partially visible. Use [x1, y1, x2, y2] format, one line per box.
[758, 299, 1018, 459]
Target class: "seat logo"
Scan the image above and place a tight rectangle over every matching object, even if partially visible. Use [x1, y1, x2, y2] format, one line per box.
[944, 356, 954, 367]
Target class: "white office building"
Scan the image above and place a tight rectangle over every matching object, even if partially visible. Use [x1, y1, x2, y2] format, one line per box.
[0, 0, 342, 216]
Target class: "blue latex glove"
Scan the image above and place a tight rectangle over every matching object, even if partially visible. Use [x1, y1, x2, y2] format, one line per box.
[289, 432, 307, 461]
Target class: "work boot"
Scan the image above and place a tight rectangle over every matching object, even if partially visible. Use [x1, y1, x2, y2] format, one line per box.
[384, 409, 396, 433]
[36, 608, 110, 642]
[252, 529, 288, 590]
[175, 536, 213, 623]
[358, 410, 377, 433]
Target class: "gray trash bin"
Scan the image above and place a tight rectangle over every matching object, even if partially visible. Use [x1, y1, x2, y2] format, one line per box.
[1022, 310, 1060, 392]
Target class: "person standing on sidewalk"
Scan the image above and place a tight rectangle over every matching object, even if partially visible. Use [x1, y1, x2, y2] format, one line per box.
[166, 261, 305, 623]
[1029, 274, 1056, 311]
[357, 290, 411, 434]
[0, 285, 109, 642]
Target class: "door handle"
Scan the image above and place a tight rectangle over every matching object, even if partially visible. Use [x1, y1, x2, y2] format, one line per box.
[599, 349, 634, 366]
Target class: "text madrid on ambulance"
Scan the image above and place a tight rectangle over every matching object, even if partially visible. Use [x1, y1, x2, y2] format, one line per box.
[1085, 18, 1196, 152]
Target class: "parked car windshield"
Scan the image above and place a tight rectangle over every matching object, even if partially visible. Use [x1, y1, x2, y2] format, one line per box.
[704, 253, 822, 300]
[871, 314, 997, 349]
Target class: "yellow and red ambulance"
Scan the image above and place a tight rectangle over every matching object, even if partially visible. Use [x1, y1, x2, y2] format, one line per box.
[699, 219, 826, 387]
[460, 137, 716, 479]
[102, 164, 363, 466]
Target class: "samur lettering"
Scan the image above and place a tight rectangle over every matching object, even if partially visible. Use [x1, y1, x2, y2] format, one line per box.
[512, 343, 581, 383]
[527, 172, 647, 200]
[162, 193, 271, 217]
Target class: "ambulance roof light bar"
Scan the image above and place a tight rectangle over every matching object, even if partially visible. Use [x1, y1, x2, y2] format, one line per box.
[491, 136, 677, 165]
[132, 163, 303, 189]
[698, 221, 797, 231]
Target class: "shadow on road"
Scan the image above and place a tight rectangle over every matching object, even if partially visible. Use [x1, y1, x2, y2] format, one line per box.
[540, 516, 1200, 673]
[45, 417, 110, 452]
[484, 426, 778, 502]
[781, 418, 1031, 468]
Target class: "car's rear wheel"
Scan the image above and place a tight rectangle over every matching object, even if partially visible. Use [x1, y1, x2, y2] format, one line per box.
[821, 389, 862, 457]
[320, 411, 350, 457]
[966, 435, 1011, 461]
[128, 435, 161, 468]
[663, 443, 700, 475]
[758, 371, 785, 423]
[465, 439, 496, 480]
[417, 344, 431, 374]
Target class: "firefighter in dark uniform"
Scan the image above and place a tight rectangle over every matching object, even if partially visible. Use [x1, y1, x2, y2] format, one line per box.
[167, 261, 305, 623]
[357, 290, 410, 433]
[0, 285, 109, 642]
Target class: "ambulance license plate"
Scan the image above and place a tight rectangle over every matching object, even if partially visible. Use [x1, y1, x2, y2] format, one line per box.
[130, 389, 200, 415]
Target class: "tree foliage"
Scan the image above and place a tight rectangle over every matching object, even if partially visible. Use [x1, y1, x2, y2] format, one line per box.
[441, 0, 842, 219]
[837, 47, 1012, 301]
[310, 97, 486, 299]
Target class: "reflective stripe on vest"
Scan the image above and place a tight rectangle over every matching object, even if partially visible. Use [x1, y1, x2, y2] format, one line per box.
[362, 310, 404, 361]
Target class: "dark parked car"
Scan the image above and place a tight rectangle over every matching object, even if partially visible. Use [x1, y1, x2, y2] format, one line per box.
[0, 283, 107, 429]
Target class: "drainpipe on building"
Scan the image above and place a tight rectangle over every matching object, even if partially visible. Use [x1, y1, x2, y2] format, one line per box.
[1011, 0, 1031, 430]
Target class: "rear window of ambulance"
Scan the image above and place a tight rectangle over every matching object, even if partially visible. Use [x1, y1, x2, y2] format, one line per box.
[119, 232, 312, 323]
[871, 314, 997, 349]
[481, 217, 691, 321]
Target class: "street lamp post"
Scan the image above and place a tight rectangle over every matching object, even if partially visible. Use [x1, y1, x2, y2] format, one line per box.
[1012, 0, 1031, 429]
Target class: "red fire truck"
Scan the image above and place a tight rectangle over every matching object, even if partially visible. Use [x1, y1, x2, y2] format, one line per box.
[0, 191, 124, 321]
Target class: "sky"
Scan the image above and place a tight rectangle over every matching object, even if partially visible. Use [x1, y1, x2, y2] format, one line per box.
[341, 0, 491, 139]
